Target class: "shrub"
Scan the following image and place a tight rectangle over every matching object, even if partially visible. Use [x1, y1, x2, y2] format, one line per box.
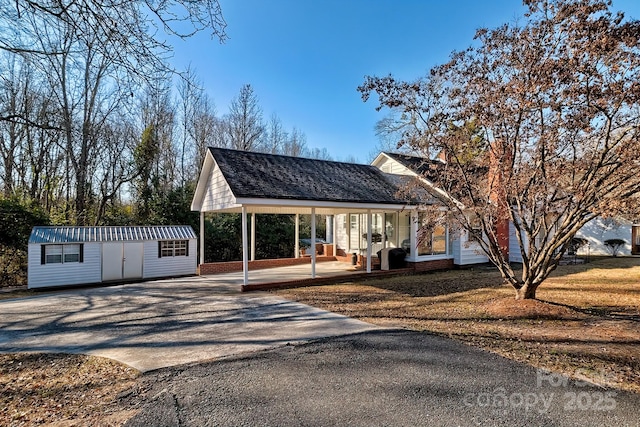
[0, 198, 49, 287]
[604, 238, 626, 257]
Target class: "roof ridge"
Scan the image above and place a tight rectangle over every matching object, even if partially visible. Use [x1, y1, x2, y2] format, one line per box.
[208, 146, 367, 166]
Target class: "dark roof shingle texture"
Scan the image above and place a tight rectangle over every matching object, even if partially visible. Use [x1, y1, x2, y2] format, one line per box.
[209, 147, 414, 205]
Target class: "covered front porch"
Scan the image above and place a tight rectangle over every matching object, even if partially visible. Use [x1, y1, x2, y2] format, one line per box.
[196, 205, 412, 290]
[191, 147, 430, 290]
[198, 259, 413, 292]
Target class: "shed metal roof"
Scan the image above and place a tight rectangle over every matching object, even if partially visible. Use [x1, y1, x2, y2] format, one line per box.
[29, 226, 196, 244]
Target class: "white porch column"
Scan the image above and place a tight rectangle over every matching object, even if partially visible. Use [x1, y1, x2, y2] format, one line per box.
[326, 215, 333, 243]
[366, 209, 372, 273]
[251, 213, 256, 262]
[241, 206, 249, 287]
[382, 213, 387, 249]
[332, 214, 337, 256]
[295, 214, 300, 258]
[311, 208, 316, 278]
[409, 210, 418, 262]
[199, 211, 205, 266]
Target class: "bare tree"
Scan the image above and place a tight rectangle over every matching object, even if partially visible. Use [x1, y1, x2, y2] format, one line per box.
[0, 0, 226, 78]
[359, 0, 640, 300]
[307, 147, 332, 161]
[226, 84, 264, 152]
[190, 95, 218, 172]
[264, 113, 288, 154]
[94, 120, 138, 225]
[281, 127, 306, 157]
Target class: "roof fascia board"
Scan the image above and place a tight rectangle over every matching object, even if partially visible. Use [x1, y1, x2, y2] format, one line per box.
[190, 152, 213, 211]
[235, 197, 413, 211]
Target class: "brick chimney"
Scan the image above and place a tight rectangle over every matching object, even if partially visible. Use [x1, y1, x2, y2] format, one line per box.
[488, 142, 511, 261]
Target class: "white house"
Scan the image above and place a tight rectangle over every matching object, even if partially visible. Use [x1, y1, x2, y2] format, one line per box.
[28, 225, 197, 289]
[190, 148, 492, 290]
[190, 148, 639, 290]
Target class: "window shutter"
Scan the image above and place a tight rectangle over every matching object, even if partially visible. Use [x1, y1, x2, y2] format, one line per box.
[79, 244, 84, 263]
[185, 240, 189, 257]
[158, 241, 162, 258]
[41, 245, 46, 265]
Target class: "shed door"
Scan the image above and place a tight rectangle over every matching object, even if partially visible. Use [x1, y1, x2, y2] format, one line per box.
[123, 243, 143, 279]
[102, 243, 123, 281]
[102, 242, 144, 281]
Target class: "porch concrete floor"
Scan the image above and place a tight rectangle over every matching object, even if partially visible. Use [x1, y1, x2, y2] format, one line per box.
[204, 260, 364, 287]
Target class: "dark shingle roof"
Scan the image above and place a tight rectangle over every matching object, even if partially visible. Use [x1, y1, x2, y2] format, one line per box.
[383, 152, 445, 182]
[209, 147, 417, 205]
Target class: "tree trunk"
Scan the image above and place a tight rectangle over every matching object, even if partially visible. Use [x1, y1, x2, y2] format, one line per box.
[515, 283, 537, 300]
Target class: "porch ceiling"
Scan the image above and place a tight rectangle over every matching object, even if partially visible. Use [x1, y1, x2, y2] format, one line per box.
[202, 203, 413, 215]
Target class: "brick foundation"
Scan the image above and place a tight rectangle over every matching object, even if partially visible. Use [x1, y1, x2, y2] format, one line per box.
[409, 258, 455, 272]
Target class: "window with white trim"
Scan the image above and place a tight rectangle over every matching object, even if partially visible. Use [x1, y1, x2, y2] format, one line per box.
[159, 240, 188, 257]
[41, 244, 83, 264]
[417, 213, 448, 256]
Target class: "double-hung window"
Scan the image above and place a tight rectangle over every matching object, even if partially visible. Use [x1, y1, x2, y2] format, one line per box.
[41, 244, 83, 264]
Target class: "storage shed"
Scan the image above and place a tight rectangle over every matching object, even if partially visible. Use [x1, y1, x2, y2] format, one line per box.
[28, 226, 197, 289]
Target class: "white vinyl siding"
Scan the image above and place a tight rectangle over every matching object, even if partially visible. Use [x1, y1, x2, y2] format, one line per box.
[201, 161, 239, 211]
[452, 232, 489, 265]
[28, 243, 101, 289]
[509, 221, 526, 263]
[374, 157, 416, 176]
[575, 217, 632, 256]
[143, 240, 197, 279]
[336, 214, 349, 255]
[28, 226, 197, 289]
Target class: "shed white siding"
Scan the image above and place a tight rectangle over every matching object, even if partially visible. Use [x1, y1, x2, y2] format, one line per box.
[27, 243, 102, 289]
[28, 226, 197, 289]
[452, 233, 489, 265]
[143, 239, 197, 279]
[575, 217, 632, 256]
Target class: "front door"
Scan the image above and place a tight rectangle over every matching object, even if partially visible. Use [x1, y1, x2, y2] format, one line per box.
[632, 226, 640, 255]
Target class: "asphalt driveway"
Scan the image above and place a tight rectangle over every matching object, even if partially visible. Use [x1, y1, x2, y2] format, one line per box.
[124, 330, 640, 427]
[0, 275, 378, 371]
[3, 274, 639, 425]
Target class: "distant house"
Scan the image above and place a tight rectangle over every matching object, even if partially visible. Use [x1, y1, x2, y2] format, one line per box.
[28, 226, 197, 289]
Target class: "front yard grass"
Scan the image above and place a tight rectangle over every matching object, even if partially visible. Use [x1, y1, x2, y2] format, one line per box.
[0, 353, 139, 426]
[274, 257, 640, 393]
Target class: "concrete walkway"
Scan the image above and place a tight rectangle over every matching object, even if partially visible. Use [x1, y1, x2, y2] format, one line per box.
[0, 267, 378, 372]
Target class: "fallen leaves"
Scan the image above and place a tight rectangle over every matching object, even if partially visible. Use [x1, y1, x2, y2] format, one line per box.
[0, 353, 140, 426]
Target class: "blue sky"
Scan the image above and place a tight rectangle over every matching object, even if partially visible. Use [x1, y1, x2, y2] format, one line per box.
[171, 0, 640, 163]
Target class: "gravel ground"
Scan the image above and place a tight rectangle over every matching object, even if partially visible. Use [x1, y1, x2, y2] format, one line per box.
[124, 330, 640, 427]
